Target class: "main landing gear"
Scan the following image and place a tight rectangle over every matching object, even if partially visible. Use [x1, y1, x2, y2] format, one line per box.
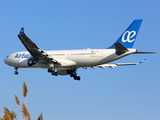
[70, 74, 81, 81]
[68, 70, 81, 81]
[48, 68, 58, 76]
[14, 67, 18, 75]
[47, 68, 81, 81]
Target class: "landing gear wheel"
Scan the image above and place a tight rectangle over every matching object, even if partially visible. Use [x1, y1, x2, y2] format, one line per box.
[74, 76, 81, 81]
[69, 70, 81, 80]
[74, 76, 77, 80]
[76, 76, 81, 81]
[51, 72, 58, 76]
[55, 72, 58, 76]
[48, 68, 52, 73]
[14, 71, 18, 75]
[70, 74, 75, 77]
[14, 67, 19, 75]
[51, 72, 55, 75]
[48, 68, 54, 73]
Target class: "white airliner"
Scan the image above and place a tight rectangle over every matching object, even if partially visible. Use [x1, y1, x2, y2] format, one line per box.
[4, 19, 154, 80]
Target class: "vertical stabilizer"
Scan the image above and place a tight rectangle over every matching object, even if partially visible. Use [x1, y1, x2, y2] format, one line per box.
[108, 19, 143, 49]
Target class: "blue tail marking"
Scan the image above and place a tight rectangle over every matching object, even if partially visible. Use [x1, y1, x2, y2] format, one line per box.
[108, 19, 143, 49]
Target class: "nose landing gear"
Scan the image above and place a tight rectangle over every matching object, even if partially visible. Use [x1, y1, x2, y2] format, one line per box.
[14, 67, 18, 75]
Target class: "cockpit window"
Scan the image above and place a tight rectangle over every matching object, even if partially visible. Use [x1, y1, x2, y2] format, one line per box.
[6, 56, 9, 58]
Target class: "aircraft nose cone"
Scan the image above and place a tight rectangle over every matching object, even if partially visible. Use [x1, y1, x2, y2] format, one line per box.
[4, 57, 9, 65]
[4, 54, 19, 67]
[4, 56, 14, 66]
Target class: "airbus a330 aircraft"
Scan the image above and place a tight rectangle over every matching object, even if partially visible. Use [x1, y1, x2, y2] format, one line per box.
[4, 19, 154, 80]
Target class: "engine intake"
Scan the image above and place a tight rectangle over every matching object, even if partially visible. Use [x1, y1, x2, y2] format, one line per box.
[28, 58, 37, 66]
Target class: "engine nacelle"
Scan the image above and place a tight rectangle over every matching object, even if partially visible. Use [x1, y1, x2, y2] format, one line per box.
[28, 58, 37, 66]
[18, 58, 37, 67]
[57, 70, 74, 76]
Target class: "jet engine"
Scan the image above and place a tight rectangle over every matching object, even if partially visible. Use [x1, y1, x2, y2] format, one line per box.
[18, 58, 38, 67]
[28, 58, 37, 66]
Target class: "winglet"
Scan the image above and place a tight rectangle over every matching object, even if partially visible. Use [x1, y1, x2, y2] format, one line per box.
[19, 27, 24, 34]
[139, 59, 146, 64]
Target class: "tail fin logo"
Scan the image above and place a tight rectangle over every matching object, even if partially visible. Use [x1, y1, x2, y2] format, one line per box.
[122, 31, 136, 43]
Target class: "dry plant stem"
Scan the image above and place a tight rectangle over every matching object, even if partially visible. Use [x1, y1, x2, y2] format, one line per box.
[23, 82, 28, 106]
[14, 95, 20, 105]
[22, 103, 31, 120]
[23, 82, 28, 98]
[14, 95, 22, 120]
[37, 113, 43, 120]
[3, 82, 43, 120]
[3, 107, 14, 120]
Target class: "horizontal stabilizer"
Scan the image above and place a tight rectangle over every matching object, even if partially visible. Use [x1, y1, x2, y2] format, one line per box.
[97, 59, 146, 69]
[132, 52, 156, 54]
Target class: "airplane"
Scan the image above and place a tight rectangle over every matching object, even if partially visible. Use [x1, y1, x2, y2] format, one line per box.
[4, 19, 155, 80]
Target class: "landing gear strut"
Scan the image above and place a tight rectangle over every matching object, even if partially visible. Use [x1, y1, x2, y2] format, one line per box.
[14, 67, 18, 75]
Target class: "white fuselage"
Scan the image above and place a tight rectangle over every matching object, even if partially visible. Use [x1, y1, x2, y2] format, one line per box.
[4, 48, 137, 69]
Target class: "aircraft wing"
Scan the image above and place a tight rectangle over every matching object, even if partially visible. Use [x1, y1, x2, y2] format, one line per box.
[97, 59, 146, 69]
[18, 28, 59, 64]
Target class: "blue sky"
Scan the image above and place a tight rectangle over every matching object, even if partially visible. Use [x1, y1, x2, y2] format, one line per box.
[0, 0, 159, 120]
